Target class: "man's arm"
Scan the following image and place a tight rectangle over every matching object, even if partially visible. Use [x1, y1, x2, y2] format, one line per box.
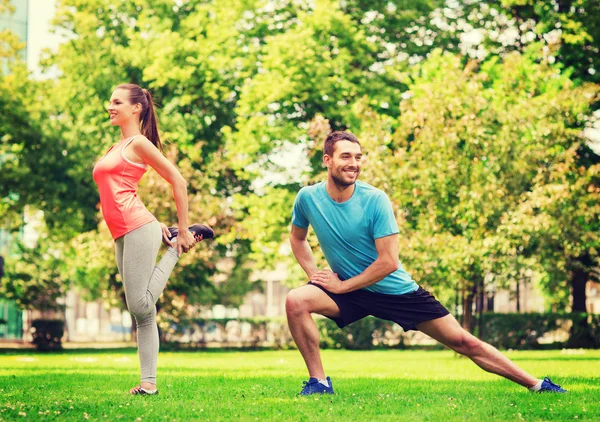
[310, 234, 399, 294]
[289, 224, 319, 279]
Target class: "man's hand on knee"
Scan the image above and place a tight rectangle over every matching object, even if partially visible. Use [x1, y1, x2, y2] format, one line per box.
[310, 269, 345, 294]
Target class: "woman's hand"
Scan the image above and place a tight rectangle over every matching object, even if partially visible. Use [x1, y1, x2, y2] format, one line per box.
[130, 136, 192, 252]
[159, 223, 174, 247]
[176, 229, 196, 255]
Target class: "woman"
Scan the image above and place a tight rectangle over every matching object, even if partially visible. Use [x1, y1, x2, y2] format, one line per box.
[93, 83, 213, 395]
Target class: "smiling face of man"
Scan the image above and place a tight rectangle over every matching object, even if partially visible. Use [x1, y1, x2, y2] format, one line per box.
[324, 139, 363, 188]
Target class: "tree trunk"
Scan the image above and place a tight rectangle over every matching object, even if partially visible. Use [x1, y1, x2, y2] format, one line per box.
[515, 278, 520, 313]
[571, 266, 588, 313]
[475, 275, 485, 338]
[455, 286, 461, 325]
[462, 282, 477, 333]
[567, 256, 594, 348]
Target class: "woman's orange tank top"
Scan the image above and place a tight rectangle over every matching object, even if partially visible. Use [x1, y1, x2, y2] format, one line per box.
[92, 136, 156, 240]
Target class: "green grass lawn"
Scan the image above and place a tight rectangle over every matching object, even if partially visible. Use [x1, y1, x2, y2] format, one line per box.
[1, 348, 599, 421]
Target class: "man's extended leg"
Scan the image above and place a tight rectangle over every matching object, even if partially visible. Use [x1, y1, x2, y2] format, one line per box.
[285, 284, 341, 380]
[417, 314, 538, 388]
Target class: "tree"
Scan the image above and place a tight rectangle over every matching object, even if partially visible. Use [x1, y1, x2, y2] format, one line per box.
[0, 73, 99, 234]
[33, 0, 303, 312]
[223, 2, 599, 329]
[226, 0, 442, 276]
[4, 0, 597, 329]
[1, 1, 98, 235]
[39, 0, 451, 311]
[267, 48, 596, 333]
[500, 0, 600, 84]
[356, 49, 597, 331]
[1, 2, 95, 311]
[1, 235, 69, 312]
[503, 127, 600, 345]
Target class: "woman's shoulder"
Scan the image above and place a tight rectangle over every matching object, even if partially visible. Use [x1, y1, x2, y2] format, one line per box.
[129, 135, 155, 152]
[130, 134, 151, 145]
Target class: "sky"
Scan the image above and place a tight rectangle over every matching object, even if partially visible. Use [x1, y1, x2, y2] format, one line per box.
[27, 0, 61, 78]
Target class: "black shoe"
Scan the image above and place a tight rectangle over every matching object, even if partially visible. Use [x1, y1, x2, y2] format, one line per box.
[167, 224, 214, 241]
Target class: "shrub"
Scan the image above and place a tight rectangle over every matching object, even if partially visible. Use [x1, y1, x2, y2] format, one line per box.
[479, 313, 600, 350]
[317, 317, 408, 350]
[162, 313, 600, 350]
[30, 319, 64, 351]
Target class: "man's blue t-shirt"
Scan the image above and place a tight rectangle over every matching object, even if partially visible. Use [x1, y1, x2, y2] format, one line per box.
[291, 181, 418, 295]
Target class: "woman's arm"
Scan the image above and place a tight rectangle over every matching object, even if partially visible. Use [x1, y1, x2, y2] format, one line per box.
[129, 137, 195, 255]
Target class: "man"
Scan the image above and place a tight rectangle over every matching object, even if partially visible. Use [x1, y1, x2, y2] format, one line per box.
[286, 131, 566, 395]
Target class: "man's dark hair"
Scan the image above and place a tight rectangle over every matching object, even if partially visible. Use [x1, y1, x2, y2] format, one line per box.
[323, 131, 361, 157]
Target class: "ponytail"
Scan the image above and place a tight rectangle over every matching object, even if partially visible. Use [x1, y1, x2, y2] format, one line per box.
[140, 89, 163, 153]
[117, 84, 163, 153]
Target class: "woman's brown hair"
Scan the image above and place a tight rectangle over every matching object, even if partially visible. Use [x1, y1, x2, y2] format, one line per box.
[117, 83, 163, 153]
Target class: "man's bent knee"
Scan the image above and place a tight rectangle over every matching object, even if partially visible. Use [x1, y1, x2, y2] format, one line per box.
[286, 288, 310, 317]
[286, 285, 341, 320]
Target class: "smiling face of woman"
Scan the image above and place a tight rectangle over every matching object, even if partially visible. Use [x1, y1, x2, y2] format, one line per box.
[107, 88, 140, 126]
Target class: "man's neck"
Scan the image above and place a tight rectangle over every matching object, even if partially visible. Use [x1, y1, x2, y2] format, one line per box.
[325, 179, 356, 203]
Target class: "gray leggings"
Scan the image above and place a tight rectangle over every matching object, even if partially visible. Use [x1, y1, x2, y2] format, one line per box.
[115, 221, 179, 384]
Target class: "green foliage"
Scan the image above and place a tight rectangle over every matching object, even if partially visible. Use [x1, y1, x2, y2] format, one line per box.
[36, 0, 446, 310]
[229, 186, 298, 271]
[0, 67, 38, 228]
[0, 80, 98, 234]
[352, 49, 598, 318]
[62, 225, 122, 306]
[0, 0, 14, 14]
[500, 0, 600, 83]
[226, 0, 422, 176]
[2, 0, 599, 319]
[0, 79, 98, 236]
[0, 237, 68, 311]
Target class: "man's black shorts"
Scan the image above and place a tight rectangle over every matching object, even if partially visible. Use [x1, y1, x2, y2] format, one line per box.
[309, 283, 450, 331]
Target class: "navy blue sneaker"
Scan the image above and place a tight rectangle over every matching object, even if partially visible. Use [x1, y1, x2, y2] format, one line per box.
[299, 377, 334, 396]
[538, 377, 567, 393]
